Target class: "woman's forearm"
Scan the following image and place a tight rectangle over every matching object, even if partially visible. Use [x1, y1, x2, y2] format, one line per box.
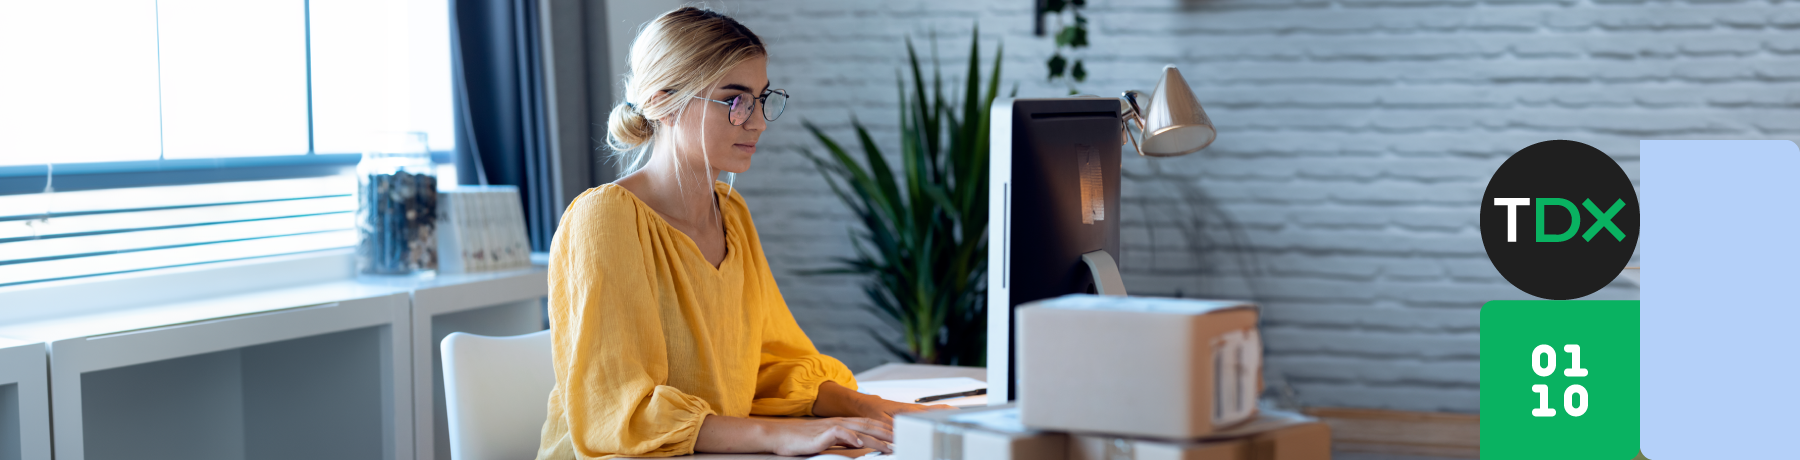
[810, 380, 866, 418]
[694, 415, 773, 453]
[813, 379, 959, 425]
[695, 413, 886, 456]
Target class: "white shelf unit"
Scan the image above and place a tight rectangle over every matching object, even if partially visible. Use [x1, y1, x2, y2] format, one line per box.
[401, 267, 549, 460]
[0, 249, 550, 460]
[0, 341, 48, 460]
[41, 286, 415, 460]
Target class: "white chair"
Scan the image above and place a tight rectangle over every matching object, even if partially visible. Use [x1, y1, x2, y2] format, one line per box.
[442, 330, 556, 460]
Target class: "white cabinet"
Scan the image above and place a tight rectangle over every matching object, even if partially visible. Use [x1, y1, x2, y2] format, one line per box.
[44, 288, 413, 460]
[0, 251, 549, 460]
[0, 341, 48, 460]
[385, 267, 549, 460]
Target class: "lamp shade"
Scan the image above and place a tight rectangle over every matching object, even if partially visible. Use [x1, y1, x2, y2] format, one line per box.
[1133, 65, 1215, 157]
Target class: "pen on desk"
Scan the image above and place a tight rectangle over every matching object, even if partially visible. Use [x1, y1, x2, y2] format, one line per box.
[915, 388, 986, 403]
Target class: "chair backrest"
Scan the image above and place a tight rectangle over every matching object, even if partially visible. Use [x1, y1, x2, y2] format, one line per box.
[442, 329, 555, 460]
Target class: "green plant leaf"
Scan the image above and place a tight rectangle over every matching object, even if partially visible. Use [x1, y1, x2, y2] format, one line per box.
[1072, 59, 1087, 82]
[852, 118, 903, 220]
[1055, 25, 1076, 47]
[1047, 53, 1067, 79]
[959, 24, 984, 170]
[929, 32, 946, 181]
[803, 121, 901, 231]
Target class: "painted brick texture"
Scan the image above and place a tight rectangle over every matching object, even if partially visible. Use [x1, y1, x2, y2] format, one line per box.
[701, 0, 1794, 412]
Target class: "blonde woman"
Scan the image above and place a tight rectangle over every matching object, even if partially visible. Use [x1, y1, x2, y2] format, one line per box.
[535, 7, 952, 460]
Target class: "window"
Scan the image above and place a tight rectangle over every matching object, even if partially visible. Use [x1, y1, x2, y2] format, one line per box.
[0, 0, 454, 287]
[0, 0, 452, 164]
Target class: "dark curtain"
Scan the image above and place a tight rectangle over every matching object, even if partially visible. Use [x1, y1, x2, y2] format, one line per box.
[451, 0, 556, 252]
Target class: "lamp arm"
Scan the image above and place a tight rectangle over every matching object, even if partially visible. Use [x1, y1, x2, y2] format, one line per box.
[1120, 90, 1149, 157]
[1124, 120, 1145, 157]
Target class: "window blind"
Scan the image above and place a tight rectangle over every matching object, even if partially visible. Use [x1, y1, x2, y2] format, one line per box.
[0, 177, 357, 288]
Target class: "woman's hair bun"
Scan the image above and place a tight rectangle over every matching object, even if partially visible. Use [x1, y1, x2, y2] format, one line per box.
[606, 100, 654, 151]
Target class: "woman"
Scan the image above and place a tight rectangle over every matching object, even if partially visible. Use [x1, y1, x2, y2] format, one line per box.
[535, 7, 952, 460]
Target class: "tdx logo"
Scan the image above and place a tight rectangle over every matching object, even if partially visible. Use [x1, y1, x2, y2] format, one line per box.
[1481, 141, 1639, 300]
[1490, 198, 1627, 243]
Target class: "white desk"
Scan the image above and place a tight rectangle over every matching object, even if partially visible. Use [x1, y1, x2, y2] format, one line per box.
[0, 339, 48, 460]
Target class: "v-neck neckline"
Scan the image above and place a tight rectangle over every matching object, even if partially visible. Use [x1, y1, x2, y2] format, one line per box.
[611, 182, 736, 274]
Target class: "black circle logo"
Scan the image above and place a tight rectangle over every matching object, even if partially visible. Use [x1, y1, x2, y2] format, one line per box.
[1480, 140, 1639, 300]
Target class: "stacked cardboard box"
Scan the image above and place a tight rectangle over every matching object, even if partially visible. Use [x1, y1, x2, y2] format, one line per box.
[1064, 409, 1331, 460]
[893, 404, 1065, 460]
[896, 294, 1333, 460]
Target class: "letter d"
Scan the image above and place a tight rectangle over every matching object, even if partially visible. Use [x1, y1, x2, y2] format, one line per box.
[1536, 198, 1579, 242]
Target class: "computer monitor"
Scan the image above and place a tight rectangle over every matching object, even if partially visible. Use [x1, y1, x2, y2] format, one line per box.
[986, 97, 1126, 403]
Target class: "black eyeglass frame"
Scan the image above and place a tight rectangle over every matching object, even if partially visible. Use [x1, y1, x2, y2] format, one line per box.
[691, 89, 789, 126]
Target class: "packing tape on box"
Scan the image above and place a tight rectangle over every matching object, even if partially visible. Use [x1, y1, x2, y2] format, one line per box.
[1212, 328, 1262, 427]
[933, 423, 964, 460]
[1101, 437, 1136, 460]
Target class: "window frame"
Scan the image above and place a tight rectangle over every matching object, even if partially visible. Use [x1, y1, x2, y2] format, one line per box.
[0, 151, 452, 196]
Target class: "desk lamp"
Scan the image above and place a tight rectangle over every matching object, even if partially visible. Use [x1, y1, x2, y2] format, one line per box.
[1123, 65, 1217, 158]
[987, 65, 1217, 403]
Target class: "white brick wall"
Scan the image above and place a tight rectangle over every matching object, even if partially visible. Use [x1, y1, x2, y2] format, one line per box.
[705, 0, 1797, 413]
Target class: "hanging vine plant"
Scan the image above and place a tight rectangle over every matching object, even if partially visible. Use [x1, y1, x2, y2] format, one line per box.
[1043, 0, 1089, 94]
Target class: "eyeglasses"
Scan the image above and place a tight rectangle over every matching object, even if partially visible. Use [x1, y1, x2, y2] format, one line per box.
[692, 89, 788, 126]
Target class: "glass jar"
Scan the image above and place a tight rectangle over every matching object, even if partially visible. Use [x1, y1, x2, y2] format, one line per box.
[355, 132, 438, 275]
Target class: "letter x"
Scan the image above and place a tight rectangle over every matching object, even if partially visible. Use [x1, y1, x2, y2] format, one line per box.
[1582, 199, 1626, 241]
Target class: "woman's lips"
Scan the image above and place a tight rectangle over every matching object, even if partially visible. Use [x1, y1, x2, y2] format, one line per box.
[734, 143, 757, 154]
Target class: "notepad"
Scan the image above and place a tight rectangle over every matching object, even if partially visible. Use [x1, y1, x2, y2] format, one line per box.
[855, 377, 989, 407]
[805, 452, 885, 460]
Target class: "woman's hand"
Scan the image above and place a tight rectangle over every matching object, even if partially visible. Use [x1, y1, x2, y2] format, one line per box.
[763, 417, 896, 456]
[813, 380, 957, 426]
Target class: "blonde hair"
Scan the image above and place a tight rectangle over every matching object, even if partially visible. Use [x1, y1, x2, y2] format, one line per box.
[606, 7, 766, 174]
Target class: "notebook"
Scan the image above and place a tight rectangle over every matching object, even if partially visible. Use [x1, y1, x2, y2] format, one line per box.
[855, 377, 989, 407]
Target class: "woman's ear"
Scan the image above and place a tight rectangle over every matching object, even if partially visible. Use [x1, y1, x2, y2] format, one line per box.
[649, 90, 676, 128]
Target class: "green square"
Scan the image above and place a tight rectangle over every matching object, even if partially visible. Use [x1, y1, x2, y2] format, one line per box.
[1480, 300, 1639, 460]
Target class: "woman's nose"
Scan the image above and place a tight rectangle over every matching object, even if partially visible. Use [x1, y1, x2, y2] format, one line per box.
[743, 107, 769, 132]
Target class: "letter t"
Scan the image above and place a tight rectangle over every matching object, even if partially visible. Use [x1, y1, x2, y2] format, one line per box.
[1494, 198, 1531, 242]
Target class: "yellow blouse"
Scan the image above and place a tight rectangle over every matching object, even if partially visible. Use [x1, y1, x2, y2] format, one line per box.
[534, 181, 858, 460]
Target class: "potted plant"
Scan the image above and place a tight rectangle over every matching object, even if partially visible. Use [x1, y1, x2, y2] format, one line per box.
[801, 26, 1005, 366]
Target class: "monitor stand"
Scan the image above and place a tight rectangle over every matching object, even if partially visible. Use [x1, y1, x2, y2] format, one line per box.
[1079, 250, 1127, 296]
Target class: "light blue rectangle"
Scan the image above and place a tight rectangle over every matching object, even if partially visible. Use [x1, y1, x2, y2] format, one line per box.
[1640, 140, 1800, 459]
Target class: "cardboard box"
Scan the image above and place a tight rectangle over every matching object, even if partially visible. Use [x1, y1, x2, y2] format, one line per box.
[895, 404, 1067, 460]
[1019, 294, 1262, 439]
[1067, 412, 1331, 460]
[1243, 420, 1331, 460]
